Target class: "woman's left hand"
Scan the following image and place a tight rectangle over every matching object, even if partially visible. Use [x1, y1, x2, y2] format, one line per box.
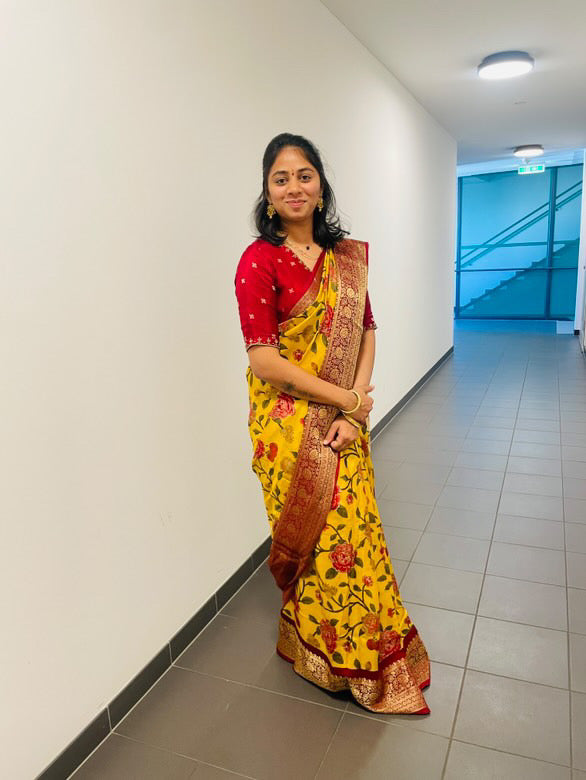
[322, 415, 361, 451]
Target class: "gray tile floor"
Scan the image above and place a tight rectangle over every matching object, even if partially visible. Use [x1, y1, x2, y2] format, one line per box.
[72, 322, 586, 779]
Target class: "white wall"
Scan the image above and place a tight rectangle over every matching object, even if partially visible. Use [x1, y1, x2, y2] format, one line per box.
[0, 2, 456, 776]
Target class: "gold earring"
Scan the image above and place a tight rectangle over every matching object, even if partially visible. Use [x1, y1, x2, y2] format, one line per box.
[317, 196, 324, 212]
[267, 203, 276, 218]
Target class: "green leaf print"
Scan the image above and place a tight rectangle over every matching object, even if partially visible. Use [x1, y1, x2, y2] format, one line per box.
[332, 652, 344, 664]
[336, 507, 348, 518]
[354, 556, 363, 567]
[300, 597, 314, 604]
[308, 614, 318, 624]
[349, 567, 356, 578]
[354, 660, 361, 669]
[325, 568, 338, 579]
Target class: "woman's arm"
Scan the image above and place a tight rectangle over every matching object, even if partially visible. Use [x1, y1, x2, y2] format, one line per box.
[248, 346, 357, 410]
[353, 329, 376, 387]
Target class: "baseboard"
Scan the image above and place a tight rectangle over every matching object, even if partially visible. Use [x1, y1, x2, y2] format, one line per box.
[39, 346, 454, 780]
[371, 345, 454, 440]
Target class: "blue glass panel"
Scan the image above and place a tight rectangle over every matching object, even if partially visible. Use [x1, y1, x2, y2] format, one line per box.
[461, 169, 550, 261]
[553, 164, 582, 270]
[549, 268, 579, 319]
[456, 163, 583, 319]
[459, 270, 547, 317]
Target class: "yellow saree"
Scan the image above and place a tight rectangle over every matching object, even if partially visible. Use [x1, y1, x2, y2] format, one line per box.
[246, 239, 431, 714]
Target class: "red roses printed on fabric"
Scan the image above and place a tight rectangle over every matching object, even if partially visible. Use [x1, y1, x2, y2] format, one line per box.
[320, 304, 334, 336]
[269, 393, 295, 420]
[254, 440, 278, 461]
[329, 542, 355, 572]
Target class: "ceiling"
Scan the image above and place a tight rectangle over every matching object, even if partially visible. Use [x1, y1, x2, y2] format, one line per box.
[321, 0, 586, 164]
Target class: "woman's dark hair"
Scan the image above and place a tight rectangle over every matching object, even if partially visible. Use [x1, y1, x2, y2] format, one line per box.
[253, 132, 348, 249]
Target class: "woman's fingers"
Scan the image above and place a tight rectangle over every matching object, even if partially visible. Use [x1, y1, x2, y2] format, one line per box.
[323, 421, 341, 446]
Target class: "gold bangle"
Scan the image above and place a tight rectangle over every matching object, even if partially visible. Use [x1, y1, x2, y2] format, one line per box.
[342, 413, 362, 429]
[341, 389, 361, 414]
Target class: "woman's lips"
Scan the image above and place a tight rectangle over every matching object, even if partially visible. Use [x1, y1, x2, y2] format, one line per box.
[287, 200, 305, 207]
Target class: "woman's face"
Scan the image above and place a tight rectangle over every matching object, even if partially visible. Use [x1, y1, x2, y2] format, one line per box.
[266, 146, 322, 226]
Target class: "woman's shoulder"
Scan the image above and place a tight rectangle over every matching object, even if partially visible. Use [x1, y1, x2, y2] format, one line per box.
[235, 238, 278, 283]
[238, 237, 279, 262]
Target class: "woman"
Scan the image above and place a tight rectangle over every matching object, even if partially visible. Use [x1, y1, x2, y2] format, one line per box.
[234, 133, 430, 713]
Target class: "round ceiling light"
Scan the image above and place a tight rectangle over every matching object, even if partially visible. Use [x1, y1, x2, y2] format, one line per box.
[478, 51, 534, 80]
[513, 145, 544, 158]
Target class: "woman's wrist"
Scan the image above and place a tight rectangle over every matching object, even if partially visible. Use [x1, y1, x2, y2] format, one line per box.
[339, 388, 360, 413]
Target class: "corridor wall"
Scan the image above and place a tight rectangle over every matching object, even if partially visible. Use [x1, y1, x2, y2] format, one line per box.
[0, 1, 456, 776]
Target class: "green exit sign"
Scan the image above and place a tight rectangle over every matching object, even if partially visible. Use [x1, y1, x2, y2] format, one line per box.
[518, 164, 545, 175]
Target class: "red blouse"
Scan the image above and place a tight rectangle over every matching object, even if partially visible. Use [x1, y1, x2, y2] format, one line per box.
[235, 238, 377, 351]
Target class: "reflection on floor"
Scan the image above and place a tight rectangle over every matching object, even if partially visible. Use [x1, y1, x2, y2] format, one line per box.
[72, 321, 586, 779]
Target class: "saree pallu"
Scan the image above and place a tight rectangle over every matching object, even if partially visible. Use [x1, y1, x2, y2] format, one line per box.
[246, 239, 430, 714]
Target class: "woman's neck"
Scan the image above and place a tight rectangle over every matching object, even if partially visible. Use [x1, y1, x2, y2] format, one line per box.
[283, 219, 314, 247]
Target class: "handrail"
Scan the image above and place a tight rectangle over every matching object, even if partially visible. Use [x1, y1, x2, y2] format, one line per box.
[461, 265, 578, 273]
[461, 240, 571, 249]
[457, 238, 578, 262]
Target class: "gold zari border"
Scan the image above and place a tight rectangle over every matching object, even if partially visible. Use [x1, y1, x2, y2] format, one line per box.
[277, 614, 431, 714]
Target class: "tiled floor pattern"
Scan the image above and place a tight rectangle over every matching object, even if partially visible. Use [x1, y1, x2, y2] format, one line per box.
[72, 323, 586, 779]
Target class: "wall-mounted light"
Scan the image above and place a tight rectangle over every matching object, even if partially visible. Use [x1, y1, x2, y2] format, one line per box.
[478, 51, 534, 80]
[513, 145, 544, 158]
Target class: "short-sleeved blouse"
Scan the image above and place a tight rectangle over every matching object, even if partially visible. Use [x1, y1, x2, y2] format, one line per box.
[234, 238, 377, 351]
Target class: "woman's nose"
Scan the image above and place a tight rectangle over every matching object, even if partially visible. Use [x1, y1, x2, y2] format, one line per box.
[286, 177, 302, 194]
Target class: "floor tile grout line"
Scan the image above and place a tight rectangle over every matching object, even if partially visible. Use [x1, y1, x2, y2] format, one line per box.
[393, 555, 581, 590]
[440, 343, 525, 779]
[448, 736, 573, 771]
[102, 732, 257, 779]
[312, 708, 346, 780]
[170, 663, 352, 716]
[560, 369, 574, 771]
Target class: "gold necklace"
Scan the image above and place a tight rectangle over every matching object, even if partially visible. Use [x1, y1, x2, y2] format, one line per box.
[284, 238, 318, 262]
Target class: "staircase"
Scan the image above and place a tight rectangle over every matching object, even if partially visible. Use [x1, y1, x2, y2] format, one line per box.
[457, 175, 582, 319]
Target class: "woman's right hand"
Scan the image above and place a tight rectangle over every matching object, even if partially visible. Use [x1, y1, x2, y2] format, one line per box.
[344, 384, 374, 424]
